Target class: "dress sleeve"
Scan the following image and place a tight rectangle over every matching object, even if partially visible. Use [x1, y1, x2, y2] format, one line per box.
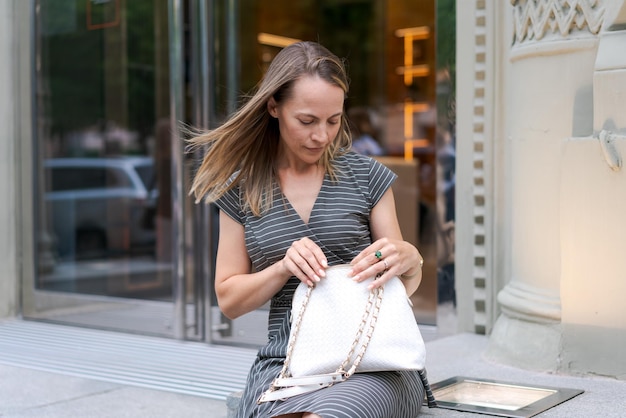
[368, 157, 397, 207]
[214, 177, 245, 225]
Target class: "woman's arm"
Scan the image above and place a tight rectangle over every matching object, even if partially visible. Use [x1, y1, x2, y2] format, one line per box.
[215, 212, 288, 318]
[350, 188, 423, 296]
[215, 211, 327, 319]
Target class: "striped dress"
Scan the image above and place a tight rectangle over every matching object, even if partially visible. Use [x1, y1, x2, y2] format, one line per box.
[215, 152, 434, 418]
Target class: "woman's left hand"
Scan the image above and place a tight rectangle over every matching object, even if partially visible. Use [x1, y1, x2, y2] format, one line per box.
[349, 237, 420, 290]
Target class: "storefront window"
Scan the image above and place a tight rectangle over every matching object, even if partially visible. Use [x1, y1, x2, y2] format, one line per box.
[27, 0, 453, 341]
[435, 0, 457, 329]
[233, 0, 440, 324]
[34, 0, 172, 301]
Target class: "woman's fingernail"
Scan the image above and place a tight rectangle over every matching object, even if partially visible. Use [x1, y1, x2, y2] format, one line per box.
[352, 275, 359, 282]
[318, 269, 326, 277]
[322, 259, 328, 267]
[313, 275, 321, 282]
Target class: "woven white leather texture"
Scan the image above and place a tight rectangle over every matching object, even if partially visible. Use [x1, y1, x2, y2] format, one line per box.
[288, 264, 426, 378]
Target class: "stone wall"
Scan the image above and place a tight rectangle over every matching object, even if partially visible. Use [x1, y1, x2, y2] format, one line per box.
[460, 0, 626, 379]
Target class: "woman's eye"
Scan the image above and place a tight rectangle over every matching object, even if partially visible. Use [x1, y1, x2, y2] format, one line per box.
[299, 119, 313, 125]
[328, 120, 339, 125]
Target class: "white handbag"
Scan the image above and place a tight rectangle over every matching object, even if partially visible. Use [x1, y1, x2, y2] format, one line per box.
[258, 264, 426, 403]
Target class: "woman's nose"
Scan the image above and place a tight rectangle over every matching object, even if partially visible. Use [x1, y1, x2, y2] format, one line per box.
[312, 126, 329, 142]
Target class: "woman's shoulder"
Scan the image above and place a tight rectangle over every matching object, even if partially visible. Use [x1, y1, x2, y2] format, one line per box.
[335, 150, 374, 167]
[214, 171, 244, 217]
[332, 151, 395, 205]
[335, 151, 390, 174]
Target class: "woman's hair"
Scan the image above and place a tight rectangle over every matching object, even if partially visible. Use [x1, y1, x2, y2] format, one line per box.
[188, 41, 351, 216]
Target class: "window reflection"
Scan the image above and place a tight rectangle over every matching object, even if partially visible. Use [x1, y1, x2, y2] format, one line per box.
[225, 0, 441, 325]
[435, 0, 457, 332]
[44, 157, 157, 260]
[30, 0, 455, 338]
[35, 0, 171, 301]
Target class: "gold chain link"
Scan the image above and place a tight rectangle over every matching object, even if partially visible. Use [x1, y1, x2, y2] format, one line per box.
[278, 285, 315, 380]
[343, 286, 383, 377]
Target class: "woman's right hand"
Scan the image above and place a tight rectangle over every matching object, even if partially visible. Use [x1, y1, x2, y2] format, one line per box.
[281, 237, 328, 286]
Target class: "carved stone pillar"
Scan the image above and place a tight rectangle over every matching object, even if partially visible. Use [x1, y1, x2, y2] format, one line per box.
[486, 0, 605, 371]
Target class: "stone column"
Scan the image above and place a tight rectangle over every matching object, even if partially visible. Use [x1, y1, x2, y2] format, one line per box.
[486, 0, 605, 371]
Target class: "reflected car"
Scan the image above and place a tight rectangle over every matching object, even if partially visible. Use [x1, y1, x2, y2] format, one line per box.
[44, 157, 158, 260]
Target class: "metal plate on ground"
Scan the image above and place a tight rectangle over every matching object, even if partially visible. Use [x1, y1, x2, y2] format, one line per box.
[431, 376, 584, 417]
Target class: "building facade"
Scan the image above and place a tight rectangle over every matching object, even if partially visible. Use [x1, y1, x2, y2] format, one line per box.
[456, 0, 626, 379]
[1, 0, 624, 381]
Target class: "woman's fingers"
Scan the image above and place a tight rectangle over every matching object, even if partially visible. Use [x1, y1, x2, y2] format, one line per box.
[283, 237, 327, 286]
[350, 238, 408, 289]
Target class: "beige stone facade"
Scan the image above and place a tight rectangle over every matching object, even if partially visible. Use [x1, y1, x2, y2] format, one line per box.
[457, 0, 626, 379]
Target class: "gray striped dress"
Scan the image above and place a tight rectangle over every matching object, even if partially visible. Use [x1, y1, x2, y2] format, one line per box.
[215, 152, 433, 418]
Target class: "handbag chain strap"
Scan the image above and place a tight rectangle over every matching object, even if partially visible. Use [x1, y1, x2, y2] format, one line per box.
[278, 285, 314, 380]
[277, 283, 384, 382]
[340, 286, 383, 377]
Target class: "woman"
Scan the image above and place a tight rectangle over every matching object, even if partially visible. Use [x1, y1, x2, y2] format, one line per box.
[189, 41, 431, 418]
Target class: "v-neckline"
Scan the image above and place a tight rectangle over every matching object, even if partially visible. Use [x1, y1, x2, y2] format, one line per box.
[277, 174, 327, 225]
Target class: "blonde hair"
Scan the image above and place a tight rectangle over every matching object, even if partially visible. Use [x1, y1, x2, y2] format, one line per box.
[188, 41, 351, 216]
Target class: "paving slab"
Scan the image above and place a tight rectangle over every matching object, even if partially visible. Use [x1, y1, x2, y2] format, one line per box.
[423, 333, 626, 417]
[0, 365, 227, 418]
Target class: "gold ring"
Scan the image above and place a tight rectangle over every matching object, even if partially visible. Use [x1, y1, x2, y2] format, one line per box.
[383, 259, 389, 270]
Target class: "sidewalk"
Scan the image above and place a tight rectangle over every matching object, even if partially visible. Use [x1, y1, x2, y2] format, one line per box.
[0, 363, 227, 418]
[1, 321, 625, 417]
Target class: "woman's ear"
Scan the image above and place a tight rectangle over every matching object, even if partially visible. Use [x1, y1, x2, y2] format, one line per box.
[267, 97, 278, 118]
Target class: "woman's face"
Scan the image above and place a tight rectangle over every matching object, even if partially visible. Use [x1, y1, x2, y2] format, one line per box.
[268, 75, 344, 167]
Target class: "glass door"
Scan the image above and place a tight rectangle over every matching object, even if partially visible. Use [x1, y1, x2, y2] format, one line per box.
[23, 0, 454, 345]
[205, 0, 444, 347]
[24, 0, 187, 338]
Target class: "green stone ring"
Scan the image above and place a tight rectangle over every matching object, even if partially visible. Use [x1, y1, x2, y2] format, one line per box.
[375, 250, 382, 259]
